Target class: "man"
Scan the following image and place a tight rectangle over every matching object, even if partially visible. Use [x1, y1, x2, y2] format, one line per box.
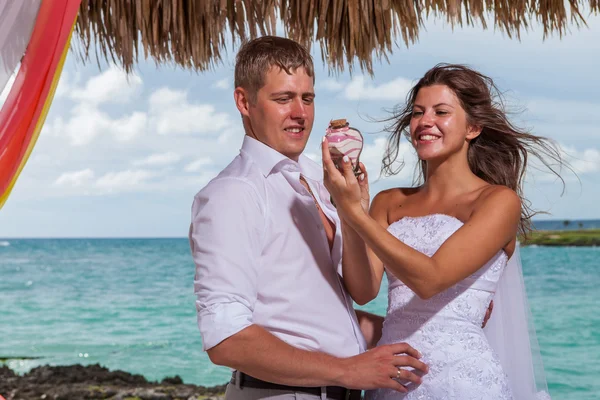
[189, 36, 428, 400]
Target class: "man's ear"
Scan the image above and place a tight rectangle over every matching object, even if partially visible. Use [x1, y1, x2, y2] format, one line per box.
[234, 87, 252, 117]
[466, 124, 483, 141]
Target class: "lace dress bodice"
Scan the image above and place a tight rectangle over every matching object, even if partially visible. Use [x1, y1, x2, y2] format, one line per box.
[366, 214, 514, 400]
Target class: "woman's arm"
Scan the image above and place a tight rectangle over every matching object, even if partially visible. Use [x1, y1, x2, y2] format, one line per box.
[340, 192, 388, 304]
[355, 310, 385, 349]
[321, 139, 520, 300]
[341, 222, 378, 305]
[345, 188, 520, 299]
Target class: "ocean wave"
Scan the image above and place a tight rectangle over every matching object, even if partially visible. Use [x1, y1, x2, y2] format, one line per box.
[6, 258, 30, 264]
[0, 241, 10, 246]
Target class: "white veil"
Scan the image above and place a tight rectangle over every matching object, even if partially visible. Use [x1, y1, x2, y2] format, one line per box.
[483, 243, 551, 400]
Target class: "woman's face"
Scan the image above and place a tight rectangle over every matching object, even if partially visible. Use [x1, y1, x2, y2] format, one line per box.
[409, 84, 479, 161]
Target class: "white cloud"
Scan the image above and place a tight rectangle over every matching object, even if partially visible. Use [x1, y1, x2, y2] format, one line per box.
[149, 87, 231, 135]
[60, 104, 147, 146]
[516, 143, 600, 184]
[360, 137, 418, 183]
[70, 66, 143, 104]
[133, 152, 181, 167]
[95, 169, 156, 191]
[343, 76, 413, 101]
[52, 169, 159, 195]
[54, 169, 95, 186]
[49, 165, 215, 196]
[217, 127, 242, 144]
[54, 70, 79, 99]
[7, 68, 233, 151]
[114, 112, 147, 141]
[526, 97, 600, 125]
[562, 146, 600, 174]
[213, 78, 230, 90]
[41, 68, 148, 146]
[148, 87, 183, 107]
[184, 157, 213, 172]
[319, 79, 344, 92]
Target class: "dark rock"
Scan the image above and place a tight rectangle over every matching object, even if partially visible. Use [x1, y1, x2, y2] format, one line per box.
[161, 375, 183, 385]
[0, 365, 17, 379]
[0, 364, 226, 400]
[23, 364, 148, 385]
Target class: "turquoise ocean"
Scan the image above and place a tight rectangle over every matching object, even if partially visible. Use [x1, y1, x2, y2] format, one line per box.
[1, 221, 599, 399]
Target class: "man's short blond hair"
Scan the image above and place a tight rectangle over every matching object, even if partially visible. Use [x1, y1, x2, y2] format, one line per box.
[234, 36, 315, 101]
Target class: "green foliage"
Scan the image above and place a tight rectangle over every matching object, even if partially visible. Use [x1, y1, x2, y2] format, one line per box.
[521, 230, 600, 246]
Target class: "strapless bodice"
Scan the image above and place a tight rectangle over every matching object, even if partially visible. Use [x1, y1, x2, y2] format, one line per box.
[366, 214, 514, 400]
[385, 214, 508, 328]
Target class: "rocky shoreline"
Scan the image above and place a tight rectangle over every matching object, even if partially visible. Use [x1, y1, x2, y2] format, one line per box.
[0, 364, 227, 400]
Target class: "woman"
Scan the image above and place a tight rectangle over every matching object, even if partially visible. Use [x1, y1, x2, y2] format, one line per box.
[322, 64, 558, 399]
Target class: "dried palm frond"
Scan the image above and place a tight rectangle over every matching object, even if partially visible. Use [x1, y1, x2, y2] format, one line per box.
[74, 0, 600, 74]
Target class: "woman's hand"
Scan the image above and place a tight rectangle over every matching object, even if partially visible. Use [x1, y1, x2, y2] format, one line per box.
[357, 162, 370, 213]
[322, 137, 369, 220]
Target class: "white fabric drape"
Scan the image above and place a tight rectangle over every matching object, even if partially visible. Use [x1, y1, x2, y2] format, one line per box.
[484, 243, 551, 399]
[0, 1, 41, 95]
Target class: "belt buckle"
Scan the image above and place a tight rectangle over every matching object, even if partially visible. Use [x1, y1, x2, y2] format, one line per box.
[234, 370, 244, 389]
[344, 388, 351, 400]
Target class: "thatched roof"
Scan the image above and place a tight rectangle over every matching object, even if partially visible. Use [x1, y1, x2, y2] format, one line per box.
[74, 0, 599, 74]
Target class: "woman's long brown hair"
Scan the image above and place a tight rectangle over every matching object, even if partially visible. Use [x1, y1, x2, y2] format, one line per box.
[382, 64, 566, 237]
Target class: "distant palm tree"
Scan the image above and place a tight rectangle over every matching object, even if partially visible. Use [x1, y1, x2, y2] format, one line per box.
[563, 220, 571, 227]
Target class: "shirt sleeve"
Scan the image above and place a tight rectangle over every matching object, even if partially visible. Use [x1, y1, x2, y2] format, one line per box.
[189, 177, 265, 350]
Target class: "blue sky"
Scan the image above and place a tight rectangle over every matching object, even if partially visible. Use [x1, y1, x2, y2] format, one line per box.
[0, 14, 599, 238]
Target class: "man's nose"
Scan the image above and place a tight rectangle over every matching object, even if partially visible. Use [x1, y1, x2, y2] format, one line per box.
[290, 98, 307, 120]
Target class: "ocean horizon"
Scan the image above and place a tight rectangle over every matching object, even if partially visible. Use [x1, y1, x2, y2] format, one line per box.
[1, 221, 598, 399]
[2, 219, 599, 240]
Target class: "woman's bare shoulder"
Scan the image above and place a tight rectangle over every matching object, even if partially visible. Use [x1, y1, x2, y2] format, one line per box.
[474, 185, 521, 212]
[371, 187, 422, 223]
[373, 187, 421, 205]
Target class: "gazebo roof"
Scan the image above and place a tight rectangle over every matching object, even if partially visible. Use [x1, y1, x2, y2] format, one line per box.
[74, 0, 599, 74]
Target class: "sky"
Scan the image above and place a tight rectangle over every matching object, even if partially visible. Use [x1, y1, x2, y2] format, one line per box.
[0, 12, 599, 238]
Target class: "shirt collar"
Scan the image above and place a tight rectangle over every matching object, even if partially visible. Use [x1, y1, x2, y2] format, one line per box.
[241, 135, 321, 181]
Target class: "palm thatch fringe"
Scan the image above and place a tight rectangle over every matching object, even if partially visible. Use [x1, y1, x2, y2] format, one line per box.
[74, 0, 600, 74]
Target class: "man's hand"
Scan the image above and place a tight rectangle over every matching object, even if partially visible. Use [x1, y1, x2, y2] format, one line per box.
[482, 300, 494, 328]
[337, 343, 428, 393]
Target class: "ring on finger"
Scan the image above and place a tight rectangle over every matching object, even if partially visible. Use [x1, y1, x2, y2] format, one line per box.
[396, 367, 402, 380]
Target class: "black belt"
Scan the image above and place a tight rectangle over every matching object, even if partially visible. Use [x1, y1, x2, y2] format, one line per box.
[230, 371, 362, 400]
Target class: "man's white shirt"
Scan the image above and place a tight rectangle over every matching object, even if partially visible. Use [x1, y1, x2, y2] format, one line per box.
[190, 135, 366, 357]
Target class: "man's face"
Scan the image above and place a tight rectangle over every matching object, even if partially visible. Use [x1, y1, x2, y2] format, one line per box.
[236, 66, 315, 161]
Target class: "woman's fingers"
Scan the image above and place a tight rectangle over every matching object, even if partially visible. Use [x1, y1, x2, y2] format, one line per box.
[358, 162, 368, 179]
[321, 137, 340, 178]
[341, 155, 356, 181]
[321, 137, 347, 189]
[357, 162, 369, 186]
